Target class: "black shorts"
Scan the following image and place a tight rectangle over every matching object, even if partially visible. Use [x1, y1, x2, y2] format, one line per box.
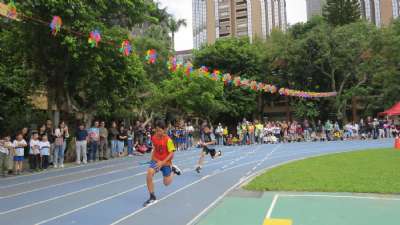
[202, 147, 216, 157]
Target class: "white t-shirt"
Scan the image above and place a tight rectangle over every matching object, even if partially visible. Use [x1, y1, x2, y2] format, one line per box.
[0, 142, 9, 155]
[30, 139, 41, 155]
[39, 141, 51, 156]
[13, 139, 27, 156]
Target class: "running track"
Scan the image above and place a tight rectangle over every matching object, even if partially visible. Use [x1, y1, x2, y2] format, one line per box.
[0, 139, 393, 225]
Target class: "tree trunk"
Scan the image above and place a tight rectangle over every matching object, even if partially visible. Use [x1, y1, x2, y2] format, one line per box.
[171, 32, 175, 51]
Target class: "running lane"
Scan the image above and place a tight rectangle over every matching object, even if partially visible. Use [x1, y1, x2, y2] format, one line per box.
[0, 139, 392, 225]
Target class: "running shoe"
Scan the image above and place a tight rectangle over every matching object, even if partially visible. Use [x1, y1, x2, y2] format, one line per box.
[172, 165, 182, 176]
[143, 195, 157, 207]
[195, 166, 201, 173]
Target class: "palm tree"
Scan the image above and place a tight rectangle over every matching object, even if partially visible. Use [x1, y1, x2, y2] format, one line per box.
[167, 17, 187, 51]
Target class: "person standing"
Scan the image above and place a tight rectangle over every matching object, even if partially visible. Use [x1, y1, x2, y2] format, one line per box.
[0, 136, 12, 177]
[29, 132, 41, 172]
[39, 135, 51, 170]
[185, 122, 194, 149]
[255, 120, 264, 144]
[99, 121, 109, 160]
[88, 121, 100, 162]
[215, 123, 224, 146]
[143, 120, 182, 207]
[75, 124, 88, 165]
[45, 120, 55, 165]
[117, 125, 127, 157]
[303, 119, 311, 141]
[109, 121, 119, 158]
[13, 134, 27, 175]
[54, 122, 68, 168]
[127, 126, 134, 157]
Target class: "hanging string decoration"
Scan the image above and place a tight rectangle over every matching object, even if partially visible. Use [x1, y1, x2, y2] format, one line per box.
[211, 70, 221, 81]
[278, 88, 337, 98]
[145, 49, 157, 64]
[234, 77, 241, 87]
[88, 30, 101, 48]
[49, 16, 62, 36]
[6, 1, 16, 19]
[167, 57, 178, 71]
[184, 62, 193, 76]
[222, 73, 232, 86]
[119, 40, 132, 56]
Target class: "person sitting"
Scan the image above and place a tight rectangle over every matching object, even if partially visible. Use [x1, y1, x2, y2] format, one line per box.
[226, 134, 233, 146]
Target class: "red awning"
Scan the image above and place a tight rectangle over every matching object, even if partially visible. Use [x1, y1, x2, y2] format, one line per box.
[379, 102, 400, 116]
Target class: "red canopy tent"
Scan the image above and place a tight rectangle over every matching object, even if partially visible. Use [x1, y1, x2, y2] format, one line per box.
[379, 102, 400, 116]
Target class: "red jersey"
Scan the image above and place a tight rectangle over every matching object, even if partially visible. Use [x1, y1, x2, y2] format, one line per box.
[151, 134, 175, 165]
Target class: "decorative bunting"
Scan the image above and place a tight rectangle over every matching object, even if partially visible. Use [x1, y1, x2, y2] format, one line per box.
[0, 6, 336, 99]
[6, 1, 16, 19]
[119, 40, 132, 56]
[50, 16, 62, 36]
[88, 30, 101, 48]
[167, 56, 178, 71]
[145, 49, 157, 64]
[184, 62, 193, 76]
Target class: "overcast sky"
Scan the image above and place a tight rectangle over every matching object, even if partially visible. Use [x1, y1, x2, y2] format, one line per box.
[158, 0, 307, 51]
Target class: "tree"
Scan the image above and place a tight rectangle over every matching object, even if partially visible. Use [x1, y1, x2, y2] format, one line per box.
[167, 17, 187, 51]
[194, 38, 269, 123]
[0, 0, 162, 125]
[153, 70, 227, 122]
[323, 0, 361, 26]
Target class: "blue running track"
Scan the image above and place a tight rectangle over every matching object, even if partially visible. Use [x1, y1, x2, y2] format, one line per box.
[0, 139, 393, 225]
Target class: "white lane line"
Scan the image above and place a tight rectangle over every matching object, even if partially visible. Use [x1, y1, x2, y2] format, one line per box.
[186, 145, 281, 225]
[0, 161, 135, 189]
[281, 194, 400, 201]
[1, 153, 207, 199]
[0, 172, 146, 215]
[0, 164, 143, 199]
[109, 159, 263, 225]
[3, 154, 242, 215]
[0, 148, 228, 189]
[33, 179, 159, 225]
[265, 194, 279, 219]
[0, 158, 133, 182]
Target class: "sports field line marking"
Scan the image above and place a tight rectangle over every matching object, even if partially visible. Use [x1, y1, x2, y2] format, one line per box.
[0, 161, 136, 189]
[0, 146, 239, 189]
[266, 194, 279, 219]
[109, 155, 267, 225]
[33, 178, 160, 225]
[186, 144, 276, 225]
[1, 153, 241, 215]
[0, 157, 133, 182]
[0, 164, 145, 199]
[0, 152, 213, 199]
[280, 194, 400, 201]
[0, 171, 146, 215]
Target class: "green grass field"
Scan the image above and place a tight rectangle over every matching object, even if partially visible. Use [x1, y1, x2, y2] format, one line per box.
[245, 148, 400, 194]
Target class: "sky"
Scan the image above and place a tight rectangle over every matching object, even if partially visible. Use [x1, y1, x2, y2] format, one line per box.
[158, 0, 307, 51]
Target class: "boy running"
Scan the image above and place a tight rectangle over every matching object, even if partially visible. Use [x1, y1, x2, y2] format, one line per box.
[195, 126, 222, 173]
[143, 120, 182, 207]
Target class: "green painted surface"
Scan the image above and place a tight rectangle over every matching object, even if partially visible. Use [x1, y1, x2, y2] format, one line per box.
[198, 192, 400, 225]
[198, 196, 273, 225]
[272, 194, 400, 225]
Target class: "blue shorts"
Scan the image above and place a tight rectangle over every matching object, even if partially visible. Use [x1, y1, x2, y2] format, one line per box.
[149, 160, 172, 177]
[14, 156, 24, 161]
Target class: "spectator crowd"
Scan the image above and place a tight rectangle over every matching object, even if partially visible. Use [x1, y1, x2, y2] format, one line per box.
[0, 117, 398, 177]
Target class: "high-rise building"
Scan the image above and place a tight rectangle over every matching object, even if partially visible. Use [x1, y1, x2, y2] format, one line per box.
[193, 0, 287, 49]
[306, 0, 400, 27]
[359, 0, 400, 27]
[306, 0, 326, 20]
